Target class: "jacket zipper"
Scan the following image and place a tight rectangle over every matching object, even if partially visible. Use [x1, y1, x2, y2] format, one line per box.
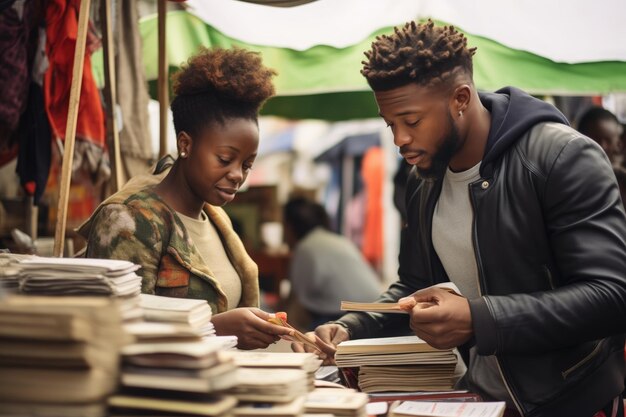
[469, 182, 525, 416]
[561, 340, 603, 379]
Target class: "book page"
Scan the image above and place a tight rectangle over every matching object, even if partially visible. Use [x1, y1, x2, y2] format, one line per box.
[392, 401, 505, 417]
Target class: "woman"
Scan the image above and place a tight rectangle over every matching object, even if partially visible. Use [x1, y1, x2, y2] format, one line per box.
[83, 47, 291, 349]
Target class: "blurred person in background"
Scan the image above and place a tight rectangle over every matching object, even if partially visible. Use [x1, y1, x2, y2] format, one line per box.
[577, 106, 624, 167]
[283, 197, 381, 330]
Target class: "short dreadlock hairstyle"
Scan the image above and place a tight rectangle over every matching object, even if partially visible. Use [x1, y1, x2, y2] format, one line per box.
[171, 47, 277, 137]
[361, 19, 477, 91]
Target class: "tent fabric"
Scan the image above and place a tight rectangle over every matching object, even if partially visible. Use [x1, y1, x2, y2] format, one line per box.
[90, 2, 626, 121]
[187, 0, 626, 63]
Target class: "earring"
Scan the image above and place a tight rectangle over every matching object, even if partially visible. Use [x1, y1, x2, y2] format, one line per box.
[458, 110, 463, 117]
[180, 151, 187, 158]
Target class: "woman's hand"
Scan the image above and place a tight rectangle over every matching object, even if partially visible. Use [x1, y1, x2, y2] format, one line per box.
[212, 308, 295, 350]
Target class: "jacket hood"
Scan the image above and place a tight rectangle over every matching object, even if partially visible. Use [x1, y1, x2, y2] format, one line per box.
[479, 86, 569, 177]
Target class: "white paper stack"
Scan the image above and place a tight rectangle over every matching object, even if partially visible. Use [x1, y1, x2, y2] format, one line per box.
[4, 256, 144, 321]
[335, 336, 458, 393]
[17, 257, 142, 296]
[139, 293, 215, 336]
[0, 253, 32, 293]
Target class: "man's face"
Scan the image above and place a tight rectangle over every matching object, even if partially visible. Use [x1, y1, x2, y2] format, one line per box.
[587, 118, 624, 166]
[375, 83, 461, 180]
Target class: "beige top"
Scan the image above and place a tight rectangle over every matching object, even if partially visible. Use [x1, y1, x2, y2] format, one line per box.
[177, 210, 243, 310]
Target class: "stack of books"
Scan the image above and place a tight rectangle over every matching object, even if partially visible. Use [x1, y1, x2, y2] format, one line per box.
[0, 256, 143, 321]
[139, 293, 215, 337]
[223, 351, 321, 417]
[109, 338, 238, 416]
[335, 336, 458, 393]
[0, 295, 129, 416]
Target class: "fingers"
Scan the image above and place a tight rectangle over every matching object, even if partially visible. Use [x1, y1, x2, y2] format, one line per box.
[248, 308, 274, 321]
[291, 341, 305, 353]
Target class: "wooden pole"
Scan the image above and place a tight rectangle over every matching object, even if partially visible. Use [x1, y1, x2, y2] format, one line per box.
[101, 0, 123, 192]
[158, 0, 169, 158]
[53, 0, 92, 257]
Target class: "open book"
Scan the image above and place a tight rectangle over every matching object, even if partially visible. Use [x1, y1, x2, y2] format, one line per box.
[340, 283, 461, 314]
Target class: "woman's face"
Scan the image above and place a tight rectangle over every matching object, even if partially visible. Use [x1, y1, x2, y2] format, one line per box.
[183, 118, 259, 206]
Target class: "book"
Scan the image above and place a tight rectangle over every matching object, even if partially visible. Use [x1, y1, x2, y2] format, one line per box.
[336, 335, 443, 355]
[367, 391, 482, 403]
[229, 351, 322, 373]
[121, 361, 237, 393]
[0, 402, 106, 417]
[389, 400, 505, 417]
[108, 394, 237, 416]
[0, 339, 116, 369]
[305, 388, 369, 416]
[340, 301, 408, 314]
[341, 283, 461, 314]
[234, 395, 306, 417]
[0, 366, 118, 403]
[228, 368, 309, 403]
[122, 340, 226, 369]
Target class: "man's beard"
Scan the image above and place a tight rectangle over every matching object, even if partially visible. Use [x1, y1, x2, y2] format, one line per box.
[416, 112, 461, 181]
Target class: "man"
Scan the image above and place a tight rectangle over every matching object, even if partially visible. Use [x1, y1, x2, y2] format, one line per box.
[577, 106, 624, 166]
[283, 197, 381, 329]
[294, 20, 626, 417]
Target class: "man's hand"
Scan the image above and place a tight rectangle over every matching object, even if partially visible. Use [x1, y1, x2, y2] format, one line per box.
[291, 323, 350, 365]
[398, 287, 473, 350]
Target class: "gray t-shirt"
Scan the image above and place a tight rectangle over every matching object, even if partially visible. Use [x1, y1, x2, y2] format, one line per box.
[432, 162, 514, 407]
[290, 228, 381, 315]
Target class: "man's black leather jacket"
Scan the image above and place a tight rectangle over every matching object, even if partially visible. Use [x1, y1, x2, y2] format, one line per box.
[337, 109, 626, 415]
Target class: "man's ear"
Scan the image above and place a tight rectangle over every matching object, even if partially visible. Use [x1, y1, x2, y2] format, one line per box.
[451, 84, 472, 117]
[177, 131, 192, 157]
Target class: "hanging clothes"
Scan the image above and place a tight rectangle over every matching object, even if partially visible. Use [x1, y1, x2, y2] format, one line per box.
[16, 25, 52, 205]
[114, 0, 154, 182]
[44, 0, 108, 183]
[0, 0, 36, 150]
[361, 146, 384, 271]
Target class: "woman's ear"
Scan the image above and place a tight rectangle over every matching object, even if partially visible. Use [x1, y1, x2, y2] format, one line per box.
[177, 131, 192, 158]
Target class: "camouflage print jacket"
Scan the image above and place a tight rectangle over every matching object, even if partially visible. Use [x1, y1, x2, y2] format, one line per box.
[78, 161, 259, 314]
